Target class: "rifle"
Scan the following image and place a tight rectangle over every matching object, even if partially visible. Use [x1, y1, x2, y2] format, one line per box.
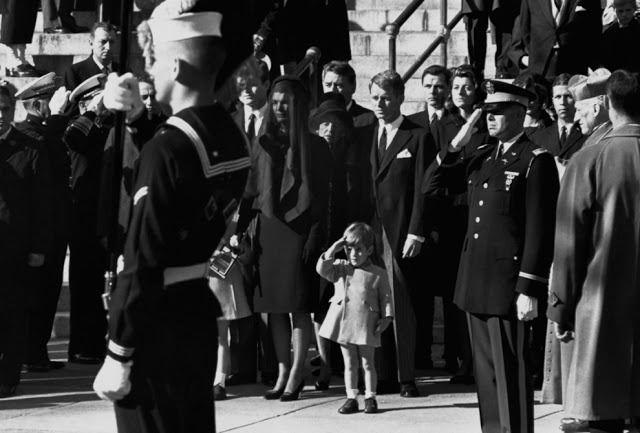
[102, 0, 135, 312]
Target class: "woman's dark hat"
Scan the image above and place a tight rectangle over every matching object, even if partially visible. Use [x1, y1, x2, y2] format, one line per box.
[309, 93, 353, 130]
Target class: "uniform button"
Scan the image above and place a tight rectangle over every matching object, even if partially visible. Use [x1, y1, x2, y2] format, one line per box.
[468, 180, 472, 185]
[474, 233, 479, 239]
[514, 256, 518, 260]
[483, 183, 488, 189]
[475, 217, 480, 223]
[479, 200, 484, 206]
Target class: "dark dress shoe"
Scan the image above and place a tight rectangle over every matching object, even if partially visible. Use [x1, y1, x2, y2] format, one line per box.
[69, 354, 103, 365]
[449, 374, 475, 385]
[364, 397, 378, 414]
[5, 64, 44, 77]
[225, 373, 256, 386]
[338, 398, 359, 414]
[44, 26, 70, 33]
[560, 418, 589, 432]
[264, 387, 285, 400]
[310, 355, 322, 367]
[376, 379, 400, 395]
[400, 381, 420, 398]
[213, 384, 227, 401]
[0, 385, 17, 398]
[280, 380, 304, 401]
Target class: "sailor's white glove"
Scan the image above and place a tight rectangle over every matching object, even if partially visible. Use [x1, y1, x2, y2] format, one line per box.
[93, 356, 133, 402]
[516, 294, 538, 322]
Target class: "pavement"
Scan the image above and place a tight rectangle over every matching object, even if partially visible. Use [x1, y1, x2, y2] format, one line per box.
[0, 339, 568, 433]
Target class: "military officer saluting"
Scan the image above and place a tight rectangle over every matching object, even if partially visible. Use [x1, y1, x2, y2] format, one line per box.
[424, 80, 559, 433]
[92, 1, 252, 432]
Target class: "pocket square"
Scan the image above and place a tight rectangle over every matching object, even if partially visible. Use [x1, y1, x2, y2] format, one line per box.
[575, 5, 586, 11]
[397, 149, 413, 159]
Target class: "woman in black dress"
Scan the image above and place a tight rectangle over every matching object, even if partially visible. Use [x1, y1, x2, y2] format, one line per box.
[237, 75, 330, 401]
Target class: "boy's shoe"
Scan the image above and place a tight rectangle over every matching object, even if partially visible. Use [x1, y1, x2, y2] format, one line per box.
[213, 385, 227, 401]
[338, 398, 359, 414]
[364, 398, 378, 414]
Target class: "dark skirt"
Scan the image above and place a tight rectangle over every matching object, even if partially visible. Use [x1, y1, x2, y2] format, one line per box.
[253, 213, 318, 313]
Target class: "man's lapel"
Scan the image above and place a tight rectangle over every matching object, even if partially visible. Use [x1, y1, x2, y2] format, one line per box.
[558, 126, 583, 158]
[541, 0, 555, 26]
[377, 120, 412, 179]
[369, 123, 380, 178]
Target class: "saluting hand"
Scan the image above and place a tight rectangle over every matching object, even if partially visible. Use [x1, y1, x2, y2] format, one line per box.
[516, 294, 538, 322]
[449, 108, 483, 152]
[326, 237, 347, 258]
[49, 87, 71, 115]
[103, 72, 145, 122]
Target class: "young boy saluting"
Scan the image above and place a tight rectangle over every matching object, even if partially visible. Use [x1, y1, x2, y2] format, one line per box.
[317, 222, 393, 414]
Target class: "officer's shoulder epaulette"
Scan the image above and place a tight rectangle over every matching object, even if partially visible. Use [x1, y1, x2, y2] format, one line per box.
[532, 148, 548, 156]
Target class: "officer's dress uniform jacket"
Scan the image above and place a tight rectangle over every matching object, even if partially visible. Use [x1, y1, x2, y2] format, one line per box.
[0, 126, 52, 387]
[424, 133, 559, 433]
[107, 104, 250, 433]
[17, 114, 72, 365]
[428, 134, 558, 315]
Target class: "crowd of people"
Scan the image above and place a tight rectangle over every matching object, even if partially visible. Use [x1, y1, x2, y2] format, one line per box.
[0, 0, 639, 433]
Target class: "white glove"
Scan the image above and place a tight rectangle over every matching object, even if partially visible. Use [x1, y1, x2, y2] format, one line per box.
[102, 72, 144, 122]
[516, 294, 538, 322]
[93, 356, 133, 402]
[49, 87, 71, 115]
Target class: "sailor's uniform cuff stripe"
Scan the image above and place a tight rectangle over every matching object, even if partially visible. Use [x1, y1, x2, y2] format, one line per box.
[519, 272, 548, 284]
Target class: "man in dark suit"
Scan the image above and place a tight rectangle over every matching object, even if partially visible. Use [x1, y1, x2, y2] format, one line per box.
[225, 58, 278, 388]
[408, 65, 451, 137]
[366, 70, 438, 397]
[510, 0, 602, 80]
[531, 73, 587, 166]
[407, 63, 451, 370]
[463, 0, 521, 78]
[424, 80, 559, 433]
[63, 22, 118, 91]
[322, 61, 373, 127]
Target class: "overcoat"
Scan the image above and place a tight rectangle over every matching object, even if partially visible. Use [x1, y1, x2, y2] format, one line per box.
[317, 256, 393, 347]
[547, 124, 640, 420]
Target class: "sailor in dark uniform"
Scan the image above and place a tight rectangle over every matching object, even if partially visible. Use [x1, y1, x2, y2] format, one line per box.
[92, 2, 252, 432]
[15, 74, 72, 372]
[423, 80, 559, 433]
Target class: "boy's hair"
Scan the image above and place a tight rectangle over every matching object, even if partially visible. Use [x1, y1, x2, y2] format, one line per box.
[343, 222, 375, 249]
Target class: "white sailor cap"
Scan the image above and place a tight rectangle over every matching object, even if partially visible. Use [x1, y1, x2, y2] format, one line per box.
[15, 72, 58, 100]
[147, 11, 222, 44]
[70, 73, 107, 103]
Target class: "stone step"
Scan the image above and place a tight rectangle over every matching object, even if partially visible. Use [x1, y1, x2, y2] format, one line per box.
[349, 0, 446, 11]
[350, 30, 467, 56]
[351, 54, 471, 79]
[348, 8, 461, 32]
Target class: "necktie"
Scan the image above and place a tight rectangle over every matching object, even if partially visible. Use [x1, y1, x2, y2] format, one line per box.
[102, 66, 110, 75]
[559, 126, 567, 147]
[247, 113, 256, 142]
[430, 112, 438, 125]
[496, 142, 503, 159]
[554, 0, 562, 9]
[378, 127, 387, 162]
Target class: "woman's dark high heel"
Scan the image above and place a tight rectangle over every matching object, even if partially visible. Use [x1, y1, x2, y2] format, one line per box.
[264, 387, 286, 400]
[280, 380, 305, 401]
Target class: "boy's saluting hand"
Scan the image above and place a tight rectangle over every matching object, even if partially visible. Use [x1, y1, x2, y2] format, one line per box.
[326, 237, 347, 258]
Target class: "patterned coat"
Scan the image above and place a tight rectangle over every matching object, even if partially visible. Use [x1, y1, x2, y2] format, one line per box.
[317, 256, 393, 347]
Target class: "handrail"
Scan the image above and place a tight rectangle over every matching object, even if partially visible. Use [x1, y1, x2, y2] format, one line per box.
[401, 11, 463, 83]
[293, 46, 322, 107]
[385, 0, 425, 71]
